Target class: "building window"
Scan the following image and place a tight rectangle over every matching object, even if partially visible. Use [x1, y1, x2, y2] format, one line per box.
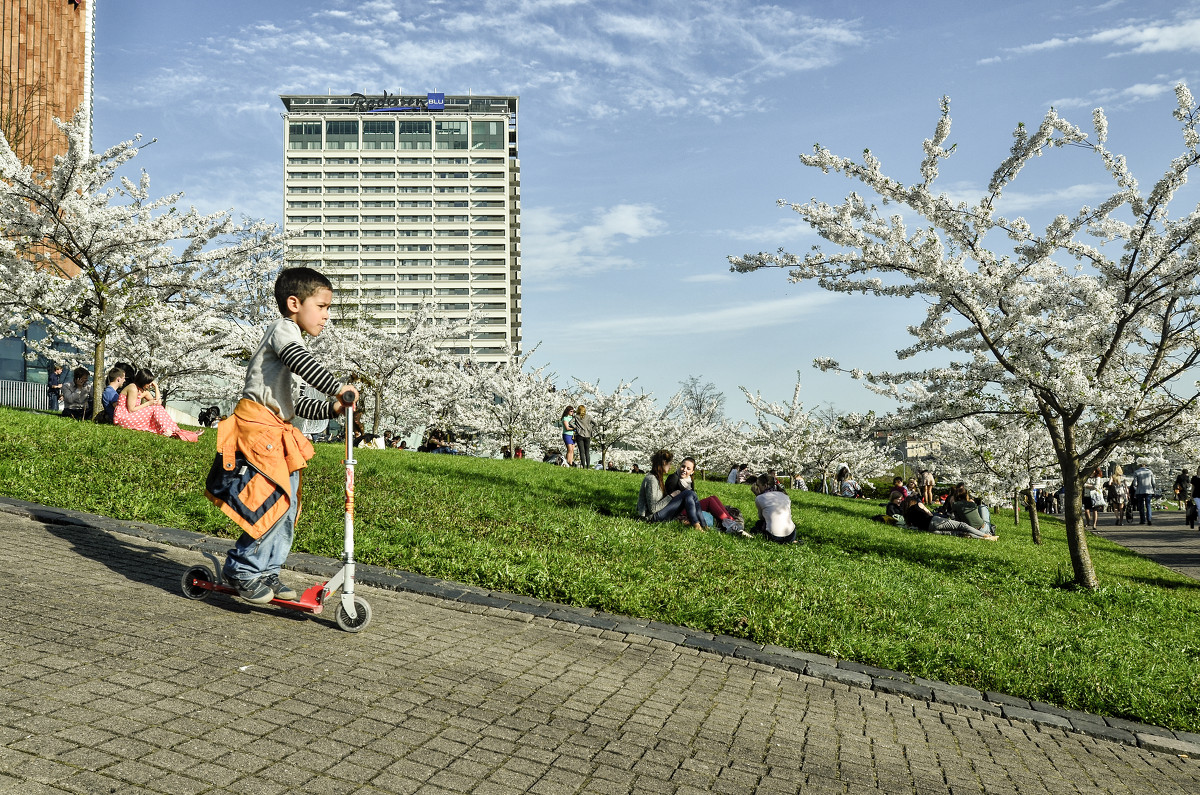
[435, 121, 468, 150]
[363, 120, 395, 150]
[289, 121, 322, 150]
[363, 185, 396, 194]
[326, 120, 359, 150]
[398, 120, 432, 150]
[472, 120, 506, 150]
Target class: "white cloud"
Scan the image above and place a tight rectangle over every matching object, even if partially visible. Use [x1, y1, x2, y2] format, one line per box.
[1007, 17, 1200, 57]
[561, 292, 838, 343]
[521, 203, 667, 284]
[120, 0, 870, 121]
[1046, 80, 1176, 110]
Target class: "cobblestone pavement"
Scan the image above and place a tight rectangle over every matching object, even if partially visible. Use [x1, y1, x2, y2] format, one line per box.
[1, 501, 1198, 794]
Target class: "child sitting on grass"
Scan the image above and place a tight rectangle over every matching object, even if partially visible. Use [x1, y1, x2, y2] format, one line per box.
[206, 267, 358, 604]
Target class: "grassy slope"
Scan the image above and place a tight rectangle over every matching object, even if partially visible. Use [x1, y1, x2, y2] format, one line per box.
[1, 406, 1198, 732]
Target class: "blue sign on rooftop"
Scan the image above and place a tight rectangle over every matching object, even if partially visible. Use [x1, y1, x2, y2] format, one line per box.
[427, 93, 444, 110]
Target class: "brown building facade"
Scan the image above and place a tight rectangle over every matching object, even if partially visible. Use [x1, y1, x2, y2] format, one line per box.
[0, 0, 94, 174]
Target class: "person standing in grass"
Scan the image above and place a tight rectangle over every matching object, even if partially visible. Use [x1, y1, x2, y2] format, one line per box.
[637, 449, 706, 530]
[560, 405, 576, 467]
[206, 267, 358, 605]
[751, 473, 797, 544]
[574, 404, 593, 469]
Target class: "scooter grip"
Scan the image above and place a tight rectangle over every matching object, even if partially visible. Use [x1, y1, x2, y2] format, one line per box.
[339, 388, 356, 407]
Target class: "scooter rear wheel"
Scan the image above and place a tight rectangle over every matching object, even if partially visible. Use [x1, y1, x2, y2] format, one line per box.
[335, 596, 372, 632]
[181, 565, 214, 600]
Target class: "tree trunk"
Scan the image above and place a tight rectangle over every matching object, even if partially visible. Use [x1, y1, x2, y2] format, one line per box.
[90, 336, 106, 417]
[1057, 453, 1099, 589]
[372, 389, 383, 434]
[1013, 488, 1020, 527]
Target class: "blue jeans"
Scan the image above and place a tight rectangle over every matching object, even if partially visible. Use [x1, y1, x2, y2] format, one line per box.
[224, 470, 299, 586]
[650, 491, 704, 526]
[1136, 493, 1153, 524]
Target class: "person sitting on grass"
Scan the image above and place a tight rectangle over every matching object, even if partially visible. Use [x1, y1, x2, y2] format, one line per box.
[60, 367, 93, 420]
[637, 449, 707, 531]
[98, 366, 126, 424]
[840, 471, 864, 498]
[114, 369, 201, 442]
[901, 494, 997, 540]
[666, 456, 751, 537]
[750, 473, 797, 544]
[947, 485, 997, 537]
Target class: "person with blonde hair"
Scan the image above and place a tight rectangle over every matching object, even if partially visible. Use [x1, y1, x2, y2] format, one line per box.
[574, 404, 594, 469]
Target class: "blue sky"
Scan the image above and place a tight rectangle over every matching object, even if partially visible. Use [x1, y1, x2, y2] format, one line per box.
[92, 0, 1200, 421]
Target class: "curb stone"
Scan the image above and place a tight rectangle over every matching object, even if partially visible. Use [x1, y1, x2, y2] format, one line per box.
[2, 495, 1199, 759]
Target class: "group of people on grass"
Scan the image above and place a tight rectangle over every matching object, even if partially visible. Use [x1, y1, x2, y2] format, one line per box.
[638, 449, 798, 543]
[47, 362, 201, 443]
[883, 476, 999, 540]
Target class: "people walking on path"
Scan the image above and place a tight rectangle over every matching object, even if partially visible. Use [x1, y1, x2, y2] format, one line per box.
[1133, 459, 1158, 526]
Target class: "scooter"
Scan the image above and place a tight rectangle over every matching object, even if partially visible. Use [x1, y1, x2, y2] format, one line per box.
[181, 390, 372, 633]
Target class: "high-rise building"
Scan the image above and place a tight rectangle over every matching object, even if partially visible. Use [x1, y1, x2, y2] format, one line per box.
[0, 0, 95, 390]
[279, 92, 522, 361]
[0, 0, 95, 174]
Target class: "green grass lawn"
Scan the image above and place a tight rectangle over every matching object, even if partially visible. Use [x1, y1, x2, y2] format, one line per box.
[2, 406, 1199, 732]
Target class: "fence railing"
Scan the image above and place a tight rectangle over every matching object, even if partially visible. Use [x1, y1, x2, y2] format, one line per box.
[0, 379, 48, 411]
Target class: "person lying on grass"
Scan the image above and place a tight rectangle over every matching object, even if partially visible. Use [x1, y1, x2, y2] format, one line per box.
[637, 449, 707, 531]
[900, 494, 997, 540]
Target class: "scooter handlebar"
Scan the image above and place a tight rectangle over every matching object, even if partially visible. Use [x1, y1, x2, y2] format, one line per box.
[339, 388, 356, 407]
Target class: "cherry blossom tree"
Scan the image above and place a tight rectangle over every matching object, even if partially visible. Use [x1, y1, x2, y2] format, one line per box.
[0, 111, 284, 413]
[465, 346, 558, 456]
[313, 300, 471, 435]
[732, 85, 1200, 588]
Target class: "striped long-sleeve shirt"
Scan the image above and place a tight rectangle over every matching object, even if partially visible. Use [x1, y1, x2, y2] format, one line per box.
[241, 318, 340, 421]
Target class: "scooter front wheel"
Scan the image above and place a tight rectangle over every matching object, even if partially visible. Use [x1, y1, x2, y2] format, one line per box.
[181, 565, 214, 600]
[335, 596, 372, 633]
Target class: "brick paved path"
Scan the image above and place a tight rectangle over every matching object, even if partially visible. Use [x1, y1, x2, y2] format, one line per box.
[1089, 506, 1200, 581]
[1, 504, 1198, 794]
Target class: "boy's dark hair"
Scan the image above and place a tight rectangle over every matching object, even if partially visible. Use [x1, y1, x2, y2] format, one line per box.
[72, 366, 89, 380]
[275, 267, 333, 315]
[105, 367, 125, 384]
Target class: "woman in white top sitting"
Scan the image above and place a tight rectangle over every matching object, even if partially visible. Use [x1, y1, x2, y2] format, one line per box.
[751, 474, 797, 544]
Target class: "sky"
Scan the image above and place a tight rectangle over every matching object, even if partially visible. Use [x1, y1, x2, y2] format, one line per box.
[91, 0, 1200, 422]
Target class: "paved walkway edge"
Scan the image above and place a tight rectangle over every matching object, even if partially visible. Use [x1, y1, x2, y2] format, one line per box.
[4, 494, 1198, 759]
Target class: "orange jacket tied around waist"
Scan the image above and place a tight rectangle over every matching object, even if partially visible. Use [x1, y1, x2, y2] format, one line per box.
[205, 399, 316, 539]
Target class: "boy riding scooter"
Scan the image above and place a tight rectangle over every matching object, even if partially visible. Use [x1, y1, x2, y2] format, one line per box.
[205, 267, 358, 603]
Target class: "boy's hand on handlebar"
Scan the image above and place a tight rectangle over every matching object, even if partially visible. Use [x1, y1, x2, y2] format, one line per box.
[332, 384, 359, 414]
